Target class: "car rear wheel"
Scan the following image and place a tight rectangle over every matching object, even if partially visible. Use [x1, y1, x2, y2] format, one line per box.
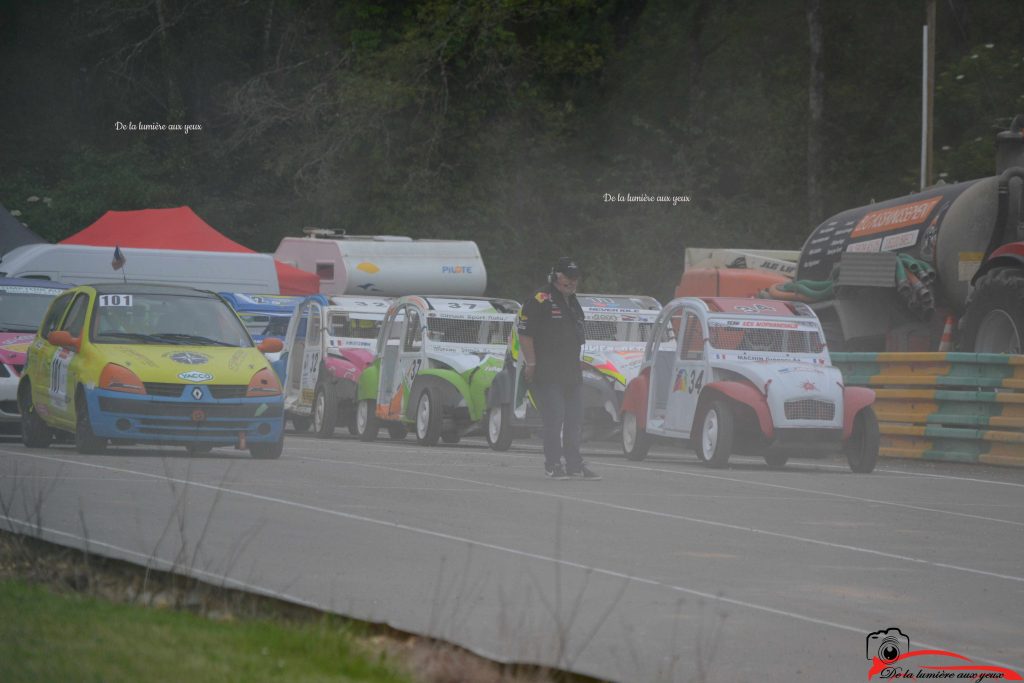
[313, 383, 339, 437]
[695, 400, 733, 468]
[414, 387, 442, 446]
[75, 391, 107, 455]
[290, 415, 312, 432]
[844, 407, 879, 473]
[387, 424, 408, 441]
[18, 381, 51, 449]
[621, 411, 650, 461]
[486, 404, 514, 451]
[355, 399, 379, 442]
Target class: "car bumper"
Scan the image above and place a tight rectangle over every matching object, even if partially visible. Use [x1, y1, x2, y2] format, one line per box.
[85, 387, 284, 444]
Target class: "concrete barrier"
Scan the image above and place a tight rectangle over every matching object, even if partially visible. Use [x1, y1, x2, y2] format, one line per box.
[831, 352, 1024, 467]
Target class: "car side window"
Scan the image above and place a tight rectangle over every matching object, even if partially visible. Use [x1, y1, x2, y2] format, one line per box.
[61, 294, 90, 338]
[679, 312, 704, 361]
[404, 308, 421, 352]
[40, 292, 74, 338]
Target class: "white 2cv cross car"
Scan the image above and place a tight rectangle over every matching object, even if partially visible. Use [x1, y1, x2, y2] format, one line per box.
[620, 297, 879, 472]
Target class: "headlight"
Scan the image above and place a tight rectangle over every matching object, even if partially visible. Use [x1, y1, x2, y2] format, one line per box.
[99, 364, 146, 394]
[247, 368, 282, 397]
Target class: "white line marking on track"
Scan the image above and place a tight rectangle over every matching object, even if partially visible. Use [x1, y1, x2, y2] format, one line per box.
[4, 448, 1023, 671]
[284, 452, 1024, 584]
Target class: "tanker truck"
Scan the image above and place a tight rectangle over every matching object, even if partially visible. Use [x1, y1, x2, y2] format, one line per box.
[793, 115, 1024, 354]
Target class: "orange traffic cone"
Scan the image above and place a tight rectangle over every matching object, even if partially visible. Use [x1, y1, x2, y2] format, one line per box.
[937, 314, 955, 352]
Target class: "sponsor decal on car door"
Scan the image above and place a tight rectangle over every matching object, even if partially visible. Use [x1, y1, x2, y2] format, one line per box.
[666, 312, 705, 435]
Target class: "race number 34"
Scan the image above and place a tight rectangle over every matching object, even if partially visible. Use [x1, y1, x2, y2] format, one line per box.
[98, 294, 133, 307]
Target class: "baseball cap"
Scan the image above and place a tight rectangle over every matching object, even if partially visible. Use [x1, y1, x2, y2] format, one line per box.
[553, 256, 581, 279]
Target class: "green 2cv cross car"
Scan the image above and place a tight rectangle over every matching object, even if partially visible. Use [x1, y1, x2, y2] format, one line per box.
[355, 295, 520, 445]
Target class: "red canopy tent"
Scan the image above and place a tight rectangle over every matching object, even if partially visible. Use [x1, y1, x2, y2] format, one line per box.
[61, 207, 319, 295]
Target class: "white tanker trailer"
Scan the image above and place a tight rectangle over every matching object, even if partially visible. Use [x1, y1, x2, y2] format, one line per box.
[275, 231, 487, 297]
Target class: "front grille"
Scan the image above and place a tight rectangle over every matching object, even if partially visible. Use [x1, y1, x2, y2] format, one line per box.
[784, 399, 835, 421]
[208, 385, 248, 399]
[144, 382, 186, 397]
[143, 383, 250, 399]
[98, 396, 282, 419]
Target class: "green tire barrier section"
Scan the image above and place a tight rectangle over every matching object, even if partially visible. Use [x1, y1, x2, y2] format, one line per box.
[832, 352, 1024, 467]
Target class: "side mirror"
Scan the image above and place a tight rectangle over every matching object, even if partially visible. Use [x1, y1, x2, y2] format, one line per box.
[47, 330, 80, 351]
[258, 337, 284, 353]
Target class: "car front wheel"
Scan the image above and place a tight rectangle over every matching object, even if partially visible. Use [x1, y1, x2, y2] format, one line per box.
[414, 387, 442, 446]
[313, 383, 339, 437]
[844, 407, 879, 473]
[621, 411, 650, 461]
[486, 403, 514, 451]
[695, 400, 733, 468]
[75, 391, 107, 455]
[355, 399, 379, 442]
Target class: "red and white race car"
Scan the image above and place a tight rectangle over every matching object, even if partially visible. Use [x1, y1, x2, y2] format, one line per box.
[620, 297, 878, 471]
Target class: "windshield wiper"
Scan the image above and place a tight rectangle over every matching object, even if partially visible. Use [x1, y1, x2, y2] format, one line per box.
[152, 332, 238, 347]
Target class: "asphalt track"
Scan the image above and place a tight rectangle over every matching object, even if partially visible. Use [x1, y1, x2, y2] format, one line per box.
[1, 432, 1022, 682]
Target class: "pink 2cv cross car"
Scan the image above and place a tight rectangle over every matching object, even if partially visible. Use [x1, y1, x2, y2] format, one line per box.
[620, 297, 879, 472]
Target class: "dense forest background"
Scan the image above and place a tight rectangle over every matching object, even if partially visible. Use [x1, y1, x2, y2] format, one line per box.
[2, 0, 1023, 301]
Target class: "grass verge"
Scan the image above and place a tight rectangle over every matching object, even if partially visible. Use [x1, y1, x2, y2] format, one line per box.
[0, 578, 410, 683]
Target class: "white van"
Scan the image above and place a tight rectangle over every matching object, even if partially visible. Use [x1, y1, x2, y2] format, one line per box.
[274, 231, 486, 296]
[0, 244, 280, 293]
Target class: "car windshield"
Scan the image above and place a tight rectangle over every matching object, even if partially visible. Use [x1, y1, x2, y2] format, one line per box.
[707, 318, 825, 354]
[0, 285, 66, 331]
[583, 319, 655, 343]
[426, 316, 513, 346]
[238, 313, 291, 339]
[91, 293, 253, 347]
[328, 312, 382, 339]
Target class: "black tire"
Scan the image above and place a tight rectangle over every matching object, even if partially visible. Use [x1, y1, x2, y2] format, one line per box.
[621, 411, 650, 461]
[959, 268, 1024, 354]
[355, 399, 379, 442]
[414, 387, 442, 446]
[486, 403, 514, 451]
[18, 381, 51, 448]
[441, 430, 460, 444]
[250, 437, 284, 460]
[75, 390, 106, 455]
[694, 400, 733, 468]
[387, 424, 409, 441]
[290, 415, 312, 432]
[763, 450, 789, 470]
[312, 383, 339, 438]
[185, 444, 213, 455]
[845, 407, 879, 473]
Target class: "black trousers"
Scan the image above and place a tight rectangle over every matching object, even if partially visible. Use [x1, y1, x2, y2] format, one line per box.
[532, 382, 583, 471]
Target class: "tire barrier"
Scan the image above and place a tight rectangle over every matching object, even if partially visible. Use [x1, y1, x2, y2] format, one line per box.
[831, 352, 1024, 467]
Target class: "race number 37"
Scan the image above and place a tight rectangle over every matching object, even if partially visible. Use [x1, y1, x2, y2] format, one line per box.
[98, 294, 133, 307]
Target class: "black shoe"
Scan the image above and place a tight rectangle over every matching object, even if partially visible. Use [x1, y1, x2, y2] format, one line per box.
[567, 464, 601, 480]
[545, 464, 569, 480]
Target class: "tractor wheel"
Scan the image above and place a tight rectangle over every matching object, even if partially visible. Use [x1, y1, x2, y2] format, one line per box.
[959, 268, 1024, 354]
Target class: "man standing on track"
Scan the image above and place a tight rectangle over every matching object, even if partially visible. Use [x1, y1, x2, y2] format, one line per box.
[518, 257, 601, 480]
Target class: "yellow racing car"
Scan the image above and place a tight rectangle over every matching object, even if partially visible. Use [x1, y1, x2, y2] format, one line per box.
[17, 283, 286, 457]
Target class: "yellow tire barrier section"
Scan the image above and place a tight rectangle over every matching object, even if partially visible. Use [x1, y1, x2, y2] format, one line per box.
[831, 352, 1024, 467]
